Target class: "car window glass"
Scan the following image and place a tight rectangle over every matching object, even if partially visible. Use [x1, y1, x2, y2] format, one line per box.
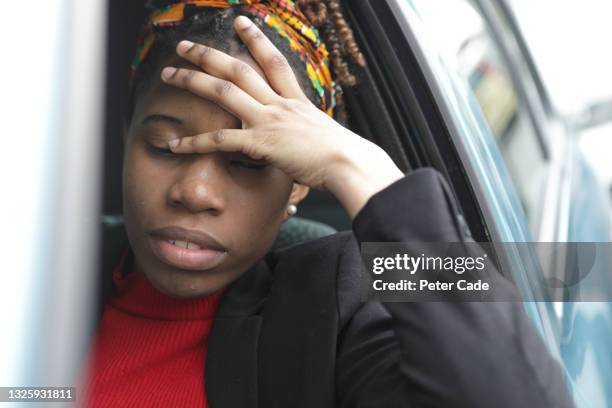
[411, 0, 547, 232]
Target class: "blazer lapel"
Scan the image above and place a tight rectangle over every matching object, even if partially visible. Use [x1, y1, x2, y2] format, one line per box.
[206, 259, 273, 408]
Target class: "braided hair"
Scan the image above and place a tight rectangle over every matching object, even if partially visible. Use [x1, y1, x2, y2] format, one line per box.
[129, 0, 365, 122]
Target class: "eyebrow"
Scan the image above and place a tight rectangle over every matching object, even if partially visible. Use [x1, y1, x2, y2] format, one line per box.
[141, 113, 184, 126]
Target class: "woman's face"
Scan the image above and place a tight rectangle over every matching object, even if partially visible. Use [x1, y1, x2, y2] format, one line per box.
[123, 53, 308, 298]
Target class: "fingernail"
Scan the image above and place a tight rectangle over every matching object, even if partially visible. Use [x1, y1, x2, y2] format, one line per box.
[161, 67, 177, 81]
[177, 40, 194, 54]
[168, 139, 180, 149]
[235, 16, 251, 30]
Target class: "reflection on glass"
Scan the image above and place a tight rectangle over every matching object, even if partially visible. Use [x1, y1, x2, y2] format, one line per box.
[412, 0, 547, 232]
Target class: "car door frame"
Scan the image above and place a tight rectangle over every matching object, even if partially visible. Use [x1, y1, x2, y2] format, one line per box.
[343, 0, 532, 272]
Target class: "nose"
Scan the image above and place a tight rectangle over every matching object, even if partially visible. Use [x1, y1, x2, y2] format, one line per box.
[167, 154, 227, 214]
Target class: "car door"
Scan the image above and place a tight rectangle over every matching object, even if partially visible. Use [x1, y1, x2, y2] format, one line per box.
[476, 2, 612, 406]
[341, 0, 610, 406]
[0, 0, 107, 395]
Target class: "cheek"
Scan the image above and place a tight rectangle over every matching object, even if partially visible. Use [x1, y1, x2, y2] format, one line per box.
[229, 171, 293, 244]
[244, 172, 292, 217]
[122, 144, 171, 228]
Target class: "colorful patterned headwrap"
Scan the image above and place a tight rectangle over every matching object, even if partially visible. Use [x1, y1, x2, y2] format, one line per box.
[132, 0, 336, 116]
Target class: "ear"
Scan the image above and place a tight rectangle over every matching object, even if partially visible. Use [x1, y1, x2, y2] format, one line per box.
[282, 182, 310, 221]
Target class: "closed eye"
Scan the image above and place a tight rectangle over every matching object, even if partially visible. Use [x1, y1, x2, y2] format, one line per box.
[146, 142, 176, 157]
[230, 159, 268, 170]
[145, 141, 267, 169]
[228, 152, 268, 170]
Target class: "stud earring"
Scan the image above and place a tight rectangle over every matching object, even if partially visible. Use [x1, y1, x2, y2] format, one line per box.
[287, 204, 297, 216]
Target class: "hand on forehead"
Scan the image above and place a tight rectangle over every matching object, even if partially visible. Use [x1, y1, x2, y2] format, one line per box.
[133, 51, 272, 134]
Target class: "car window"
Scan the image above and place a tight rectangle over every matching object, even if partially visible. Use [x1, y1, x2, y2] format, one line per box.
[411, 0, 547, 232]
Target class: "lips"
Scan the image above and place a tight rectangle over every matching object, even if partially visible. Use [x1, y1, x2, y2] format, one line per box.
[149, 226, 227, 271]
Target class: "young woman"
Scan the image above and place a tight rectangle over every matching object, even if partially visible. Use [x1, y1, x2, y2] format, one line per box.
[83, 1, 573, 407]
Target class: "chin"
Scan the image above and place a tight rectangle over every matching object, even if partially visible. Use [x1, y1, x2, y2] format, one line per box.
[145, 266, 226, 299]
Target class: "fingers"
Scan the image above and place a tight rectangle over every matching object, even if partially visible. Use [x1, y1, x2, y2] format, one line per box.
[161, 66, 263, 125]
[233, 16, 308, 102]
[168, 128, 273, 162]
[175, 40, 281, 105]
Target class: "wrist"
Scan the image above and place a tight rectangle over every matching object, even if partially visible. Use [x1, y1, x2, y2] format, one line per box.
[325, 143, 404, 220]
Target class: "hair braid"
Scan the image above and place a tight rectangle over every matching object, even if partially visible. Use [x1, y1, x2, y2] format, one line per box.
[326, 0, 365, 66]
[297, 0, 365, 119]
[299, 0, 327, 25]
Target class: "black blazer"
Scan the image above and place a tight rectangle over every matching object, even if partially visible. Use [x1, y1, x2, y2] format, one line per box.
[97, 168, 574, 407]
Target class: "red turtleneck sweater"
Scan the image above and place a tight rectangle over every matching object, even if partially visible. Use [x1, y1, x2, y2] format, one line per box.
[83, 250, 224, 407]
